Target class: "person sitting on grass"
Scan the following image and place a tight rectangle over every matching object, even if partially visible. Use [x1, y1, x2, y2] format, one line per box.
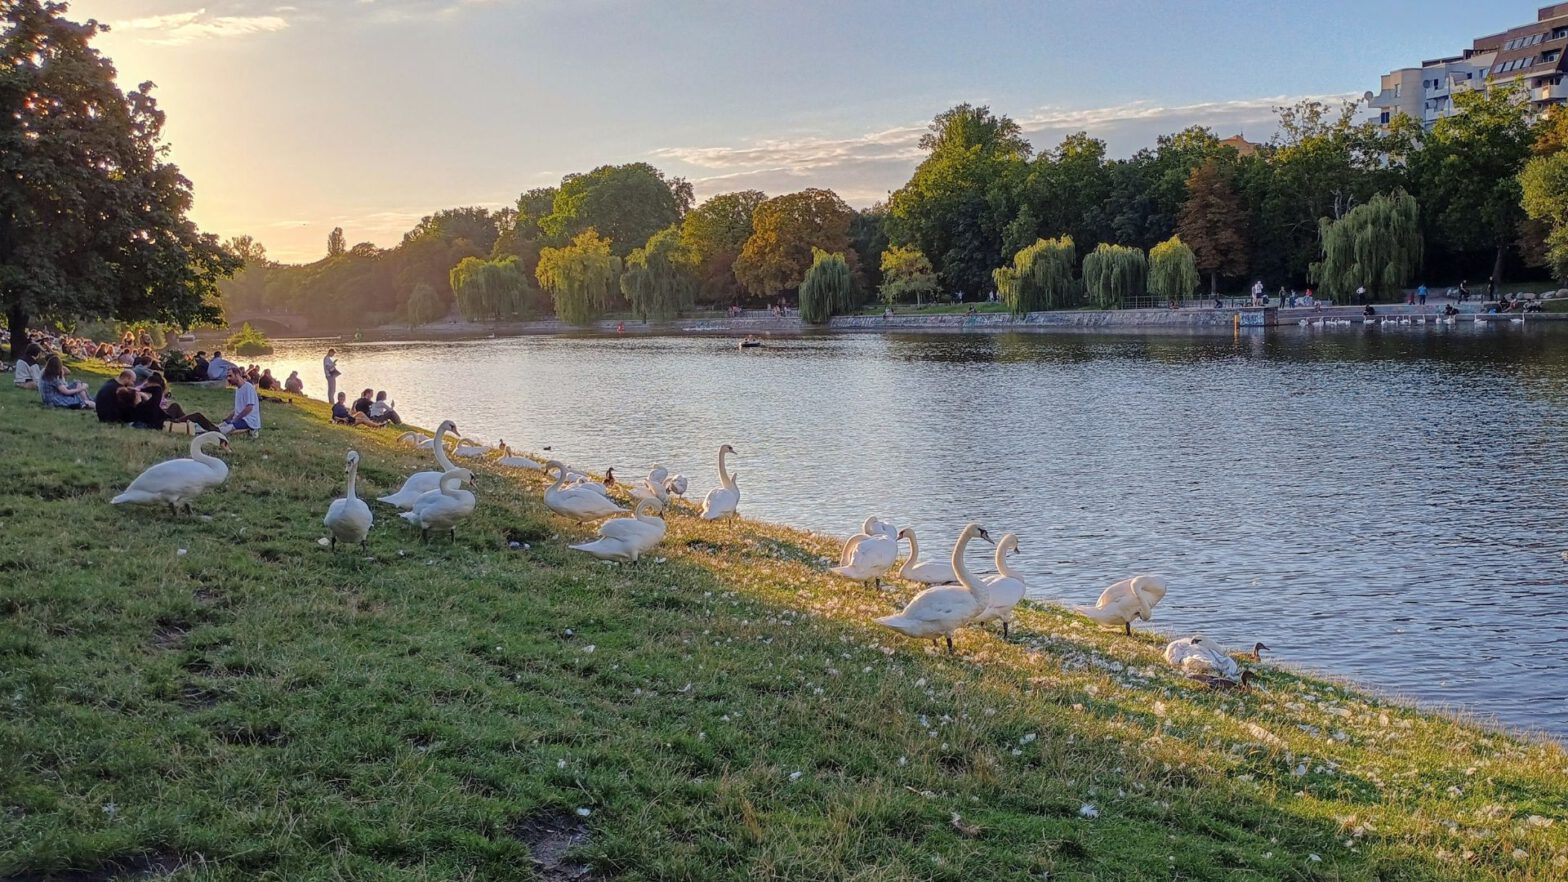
[94, 370, 139, 423]
[192, 350, 209, 377]
[206, 350, 237, 380]
[284, 370, 304, 394]
[38, 355, 93, 410]
[352, 388, 377, 421]
[219, 366, 260, 436]
[258, 368, 277, 390]
[12, 343, 42, 390]
[333, 391, 385, 427]
[140, 371, 220, 433]
[369, 391, 402, 424]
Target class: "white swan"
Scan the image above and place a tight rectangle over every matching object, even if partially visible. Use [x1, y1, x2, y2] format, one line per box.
[397, 431, 428, 448]
[1163, 635, 1240, 679]
[453, 437, 486, 458]
[896, 527, 957, 585]
[971, 533, 1026, 638]
[699, 444, 740, 520]
[378, 419, 459, 509]
[495, 440, 542, 470]
[324, 449, 373, 549]
[111, 431, 230, 514]
[874, 524, 993, 653]
[832, 516, 900, 585]
[628, 466, 671, 508]
[569, 499, 667, 562]
[399, 467, 475, 542]
[544, 460, 626, 522]
[1074, 574, 1168, 636]
[664, 474, 689, 497]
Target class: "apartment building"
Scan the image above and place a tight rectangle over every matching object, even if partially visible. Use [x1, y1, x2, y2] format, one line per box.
[1368, 2, 1568, 128]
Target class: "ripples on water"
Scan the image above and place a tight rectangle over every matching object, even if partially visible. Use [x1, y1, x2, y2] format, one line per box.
[266, 326, 1568, 738]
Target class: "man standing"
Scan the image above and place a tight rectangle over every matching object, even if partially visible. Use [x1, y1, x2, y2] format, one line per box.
[1417, 283, 1428, 306]
[1250, 280, 1264, 306]
[221, 366, 261, 436]
[323, 348, 339, 402]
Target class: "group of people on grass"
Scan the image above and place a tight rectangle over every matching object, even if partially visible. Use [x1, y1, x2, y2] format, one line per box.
[191, 350, 303, 394]
[332, 387, 403, 428]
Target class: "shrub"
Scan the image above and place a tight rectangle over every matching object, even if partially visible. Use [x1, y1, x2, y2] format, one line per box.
[226, 322, 273, 356]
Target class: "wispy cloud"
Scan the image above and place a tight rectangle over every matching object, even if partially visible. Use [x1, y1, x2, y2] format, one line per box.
[109, 9, 291, 46]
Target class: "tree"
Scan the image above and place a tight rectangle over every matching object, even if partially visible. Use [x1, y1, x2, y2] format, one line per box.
[535, 230, 621, 325]
[992, 236, 1076, 315]
[620, 226, 696, 321]
[218, 236, 272, 314]
[878, 245, 939, 305]
[0, 0, 239, 357]
[1518, 152, 1568, 281]
[327, 227, 347, 258]
[405, 282, 445, 328]
[450, 255, 536, 321]
[681, 190, 765, 304]
[1148, 236, 1200, 305]
[798, 249, 853, 324]
[1311, 189, 1422, 303]
[1177, 158, 1249, 294]
[1082, 244, 1147, 309]
[402, 207, 500, 255]
[540, 163, 684, 256]
[733, 188, 855, 298]
[850, 206, 889, 295]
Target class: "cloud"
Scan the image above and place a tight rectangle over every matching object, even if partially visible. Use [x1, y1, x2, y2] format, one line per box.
[110, 9, 290, 46]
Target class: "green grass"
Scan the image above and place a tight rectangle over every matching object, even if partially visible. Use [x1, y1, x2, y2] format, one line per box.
[2, 362, 1566, 881]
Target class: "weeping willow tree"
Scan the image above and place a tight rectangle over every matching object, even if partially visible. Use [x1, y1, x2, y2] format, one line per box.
[1311, 189, 1422, 303]
[450, 255, 535, 321]
[798, 248, 853, 324]
[1082, 243, 1146, 309]
[535, 230, 622, 325]
[1147, 236, 1199, 305]
[405, 282, 446, 328]
[620, 226, 697, 321]
[992, 235, 1076, 316]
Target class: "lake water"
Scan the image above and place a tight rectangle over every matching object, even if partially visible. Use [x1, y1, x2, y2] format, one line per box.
[263, 325, 1568, 738]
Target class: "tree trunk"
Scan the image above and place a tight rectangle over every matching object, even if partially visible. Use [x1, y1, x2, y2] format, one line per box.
[1492, 244, 1506, 295]
[1209, 272, 1218, 297]
[6, 304, 26, 362]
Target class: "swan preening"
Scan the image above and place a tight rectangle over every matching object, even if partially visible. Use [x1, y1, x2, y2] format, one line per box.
[895, 527, 957, 585]
[399, 467, 475, 542]
[570, 499, 667, 562]
[111, 432, 231, 513]
[1075, 574, 1168, 635]
[874, 524, 994, 653]
[699, 444, 739, 520]
[970, 533, 1025, 638]
[324, 450, 373, 549]
[544, 460, 626, 522]
[832, 517, 899, 585]
[1163, 636, 1268, 680]
[628, 466, 671, 509]
[379, 420, 459, 509]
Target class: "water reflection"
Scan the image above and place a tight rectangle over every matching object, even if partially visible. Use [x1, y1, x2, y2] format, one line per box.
[264, 325, 1568, 738]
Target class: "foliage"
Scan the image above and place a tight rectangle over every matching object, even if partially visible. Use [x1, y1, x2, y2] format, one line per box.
[620, 226, 696, 321]
[1148, 236, 1200, 303]
[878, 245, 939, 306]
[225, 322, 274, 357]
[734, 189, 856, 297]
[405, 282, 446, 328]
[992, 236, 1076, 315]
[541, 164, 687, 256]
[450, 256, 537, 321]
[1177, 158, 1249, 293]
[535, 230, 621, 325]
[850, 206, 890, 295]
[1082, 244, 1147, 309]
[158, 348, 201, 382]
[0, 0, 240, 358]
[327, 227, 346, 258]
[681, 190, 766, 304]
[797, 248, 853, 323]
[1518, 152, 1568, 281]
[1311, 189, 1423, 303]
[402, 207, 502, 255]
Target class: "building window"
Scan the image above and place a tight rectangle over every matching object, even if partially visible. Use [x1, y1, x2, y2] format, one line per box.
[1380, 111, 1390, 124]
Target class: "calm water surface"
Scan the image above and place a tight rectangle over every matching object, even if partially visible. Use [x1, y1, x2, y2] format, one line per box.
[265, 326, 1568, 738]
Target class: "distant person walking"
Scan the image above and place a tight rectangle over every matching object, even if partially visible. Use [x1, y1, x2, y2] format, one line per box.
[1458, 280, 1470, 303]
[323, 348, 340, 402]
[1417, 283, 1428, 306]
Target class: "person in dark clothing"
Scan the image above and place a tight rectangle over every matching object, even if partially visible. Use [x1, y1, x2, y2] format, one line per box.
[352, 388, 376, 419]
[192, 351, 209, 378]
[145, 372, 220, 432]
[94, 370, 138, 423]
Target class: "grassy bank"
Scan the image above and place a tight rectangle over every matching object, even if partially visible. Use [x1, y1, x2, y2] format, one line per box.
[2, 364, 1566, 881]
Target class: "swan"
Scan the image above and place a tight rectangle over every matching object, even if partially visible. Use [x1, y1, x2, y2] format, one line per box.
[323, 449, 373, 549]
[1074, 574, 1168, 635]
[569, 499, 667, 562]
[628, 466, 670, 508]
[832, 516, 899, 585]
[544, 460, 626, 522]
[397, 431, 428, 448]
[495, 440, 542, 470]
[399, 467, 475, 542]
[111, 431, 230, 514]
[548, 462, 613, 499]
[664, 474, 689, 497]
[896, 527, 957, 585]
[874, 524, 993, 653]
[970, 533, 1025, 638]
[1163, 636, 1240, 679]
[378, 420, 459, 509]
[699, 444, 740, 520]
[453, 437, 486, 458]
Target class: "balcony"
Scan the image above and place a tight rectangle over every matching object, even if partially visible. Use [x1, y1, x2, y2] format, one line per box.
[1536, 82, 1568, 101]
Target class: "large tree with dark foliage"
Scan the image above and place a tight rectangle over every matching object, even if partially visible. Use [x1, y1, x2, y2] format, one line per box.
[0, 1, 238, 357]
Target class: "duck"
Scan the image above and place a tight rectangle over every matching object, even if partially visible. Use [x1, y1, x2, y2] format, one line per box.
[569, 499, 667, 562]
[399, 467, 475, 542]
[699, 444, 740, 520]
[111, 431, 230, 514]
[602, 467, 618, 490]
[831, 516, 900, 586]
[874, 524, 993, 654]
[1163, 635, 1240, 679]
[895, 527, 957, 585]
[495, 440, 542, 470]
[544, 460, 626, 522]
[1074, 574, 1168, 636]
[1187, 670, 1259, 691]
[323, 449, 373, 550]
[970, 533, 1025, 639]
[378, 419, 459, 509]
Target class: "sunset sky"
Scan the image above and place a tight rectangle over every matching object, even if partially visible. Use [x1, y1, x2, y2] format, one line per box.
[76, 0, 1523, 263]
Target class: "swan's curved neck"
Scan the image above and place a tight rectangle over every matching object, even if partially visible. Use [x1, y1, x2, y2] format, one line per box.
[439, 472, 463, 496]
[190, 435, 221, 469]
[952, 528, 990, 611]
[716, 447, 733, 488]
[345, 461, 360, 501]
[433, 423, 456, 471]
[546, 461, 566, 491]
[636, 500, 661, 523]
[899, 530, 920, 577]
[995, 538, 1021, 580]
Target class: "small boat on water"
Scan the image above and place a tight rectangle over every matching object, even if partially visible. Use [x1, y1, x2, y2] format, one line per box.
[176, 332, 196, 343]
[738, 335, 764, 350]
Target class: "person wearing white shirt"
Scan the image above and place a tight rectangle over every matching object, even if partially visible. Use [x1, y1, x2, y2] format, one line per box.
[323, 348, 339, 402]
[221, 367, 261, 435]
[12, 343, 42, 389]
